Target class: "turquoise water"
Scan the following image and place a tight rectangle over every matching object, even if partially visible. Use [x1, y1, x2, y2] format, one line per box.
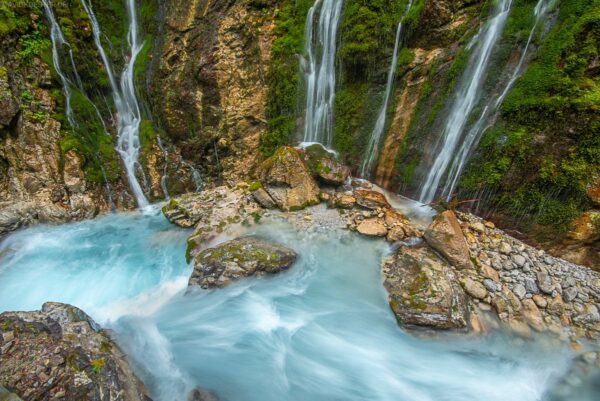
[0, 211, 589, 401]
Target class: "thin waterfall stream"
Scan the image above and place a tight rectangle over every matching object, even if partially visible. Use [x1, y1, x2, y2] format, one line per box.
[441, 0, 556, 199]
[80, 0, 149, 209]
[360, 0, 414, 178]
[418, 0, 514, 204]
[40, 0, 77, 128]
[302, 0, 344, 147]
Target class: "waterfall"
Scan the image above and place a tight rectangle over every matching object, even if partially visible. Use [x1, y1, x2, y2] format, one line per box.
[418, 0, 514, 204]
[360, 0, 414, 178]
[302, 0, 344, 147]
[441, 0, 555, 200]
[80, 0, 149, 209]
[40, 0, 77, 128]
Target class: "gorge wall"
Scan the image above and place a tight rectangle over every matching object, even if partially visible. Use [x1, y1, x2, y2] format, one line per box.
[0, 0, 598, 268]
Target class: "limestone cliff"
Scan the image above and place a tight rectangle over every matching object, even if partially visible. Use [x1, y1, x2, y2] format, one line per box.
[148, 0, 279, 185]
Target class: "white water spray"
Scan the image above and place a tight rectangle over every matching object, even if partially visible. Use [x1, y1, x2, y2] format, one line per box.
[302, 0, 344, 147]
[360, 1, 414, 178]
[441, 0, 555, 200]
[80, 0, 149, 208]
[419, 0, 514, 204]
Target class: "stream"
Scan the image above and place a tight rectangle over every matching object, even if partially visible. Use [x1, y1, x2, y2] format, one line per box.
[0, 210, 587, 401]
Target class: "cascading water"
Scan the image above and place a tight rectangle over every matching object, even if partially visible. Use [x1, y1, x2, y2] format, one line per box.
[0, 211, 585, 401]
[360, 1, 414, 178]
[80, 0, 149, 209]
[40, 0, 77, 128]
[302, 0, 344, 147]
[441, 0, 555, 200]
[418, 0, 513, 204]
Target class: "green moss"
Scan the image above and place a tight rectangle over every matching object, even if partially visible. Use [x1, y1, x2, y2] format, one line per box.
[16, 29, 50, 64]
[59, 91, 120, 183]
[248, 181, 263, 192]
[459, 0, 599, 235]
[0, 3, 36, 38]
[260, 0, 314, 157]
[90, 357, 105, 374]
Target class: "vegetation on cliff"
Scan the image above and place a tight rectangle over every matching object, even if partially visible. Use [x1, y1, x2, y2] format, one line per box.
[460, 0, 600, 235]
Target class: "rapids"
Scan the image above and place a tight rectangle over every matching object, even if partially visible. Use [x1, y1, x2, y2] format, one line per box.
[0, 211, 590, 401]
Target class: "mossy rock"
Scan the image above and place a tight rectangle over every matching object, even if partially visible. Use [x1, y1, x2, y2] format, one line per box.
[189, 237, 297, 289]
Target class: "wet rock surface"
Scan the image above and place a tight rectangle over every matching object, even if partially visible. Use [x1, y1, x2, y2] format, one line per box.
[256, 147, 320, 212]
[424, 210, 473, 270]
[383, 244, 469, 330]
[163, 186, 264, 262]
[0, 303, 150, 401]
[189, 237, 297, 289]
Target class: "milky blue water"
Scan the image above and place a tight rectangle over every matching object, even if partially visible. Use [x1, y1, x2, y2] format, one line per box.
[0, 211, 592, 401]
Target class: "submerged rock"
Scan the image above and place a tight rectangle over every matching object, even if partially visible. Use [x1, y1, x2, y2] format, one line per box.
[0, 303, 150, 401]
[189, 237, 297, 289]
[424, 210, 472, 270]
[382, 244, 468, 330]
[256, 147, 320, 211]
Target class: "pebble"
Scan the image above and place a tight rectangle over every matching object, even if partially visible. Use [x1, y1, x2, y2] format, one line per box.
[563, 287, 578, 302]
[483, 279, 501, 293]
[499, 242, 512, 255]
[513, 283, 526, 299]
[524, 278, 539, 294]
[537, 271, 554, 294]
[512, 254, 526, 267]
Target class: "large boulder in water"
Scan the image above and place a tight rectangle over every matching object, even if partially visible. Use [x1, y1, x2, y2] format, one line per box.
[189, 237, 297, 289]
[256, 147, 320, 211]
[424, 210, 473, 270]
[382, 244, 469, 330]
[0, 303, 150, 401]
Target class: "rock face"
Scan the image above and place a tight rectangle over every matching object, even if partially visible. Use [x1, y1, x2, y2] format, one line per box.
[0, 303, 150, 401]
[382, 245, 469, 330]
[256, 147, 320, 211]
[424, 210, 473, 270]
[149, 0, 278, 183]
[189, 237, 297, 288]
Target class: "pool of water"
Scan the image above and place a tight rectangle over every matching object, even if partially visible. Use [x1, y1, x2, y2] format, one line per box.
[0, 211, 592, 401]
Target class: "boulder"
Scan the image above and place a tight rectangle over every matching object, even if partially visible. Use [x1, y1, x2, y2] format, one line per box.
[353, 189, 390, 210]
[0, 303, 150, 401]
[424, 210, 473, 269]
[301, 144, 351, 186]
[382, 244, 469, 330]
[189, 237, 297, 288]
[251, 187, 277, 209]
[327, 192, 356, 209]
[162, 187, 264, 262]
[257, 147, 320, 211]
[356, 219, 388, 237]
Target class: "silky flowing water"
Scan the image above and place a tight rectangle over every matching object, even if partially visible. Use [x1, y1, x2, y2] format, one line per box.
[0, 210, 593, 401]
